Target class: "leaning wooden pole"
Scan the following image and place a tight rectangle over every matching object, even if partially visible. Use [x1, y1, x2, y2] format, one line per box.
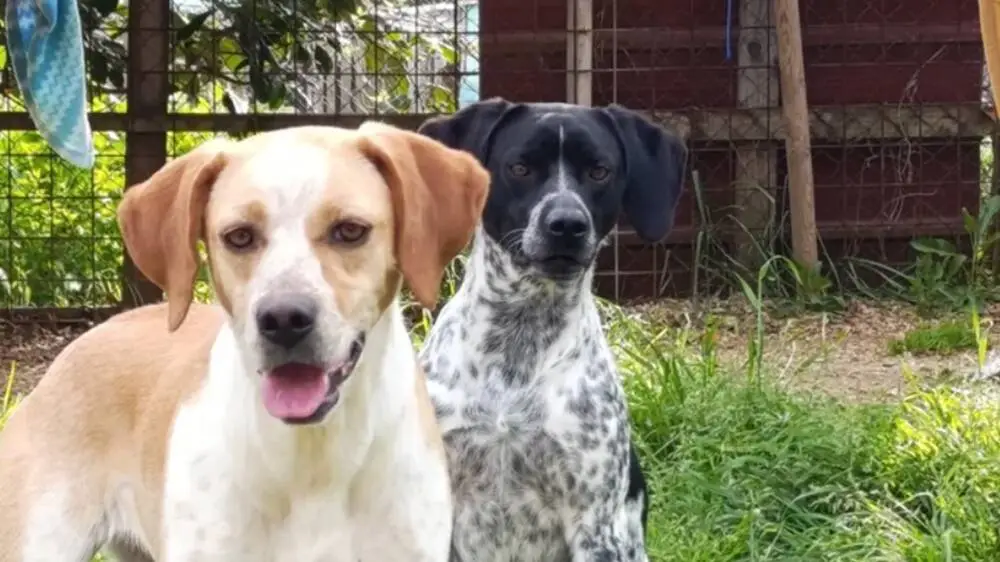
[980, 0, 1000, 112]
[774, 0, 818, 270]
[978, 0, 1000, 273]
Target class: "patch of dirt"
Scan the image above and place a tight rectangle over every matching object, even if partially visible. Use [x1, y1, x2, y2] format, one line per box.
[627, 299, 1000, 403]
[1, 321, 92, 397]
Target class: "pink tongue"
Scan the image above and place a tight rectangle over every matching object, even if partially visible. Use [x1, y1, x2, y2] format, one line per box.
[261, 365, 329, 419]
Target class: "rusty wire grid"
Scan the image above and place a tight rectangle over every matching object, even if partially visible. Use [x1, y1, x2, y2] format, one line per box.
[0, 0, 994, 320]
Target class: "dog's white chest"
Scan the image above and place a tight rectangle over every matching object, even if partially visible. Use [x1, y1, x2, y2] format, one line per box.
[159, 326, 451, 562]
[270, 497, 356, 561]
[161, 402, 357, 561]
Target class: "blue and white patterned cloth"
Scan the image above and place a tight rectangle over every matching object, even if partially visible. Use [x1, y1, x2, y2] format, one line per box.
[6, 0, 94, 168]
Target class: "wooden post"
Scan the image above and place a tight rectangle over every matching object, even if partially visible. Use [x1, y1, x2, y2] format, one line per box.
[566, 0, 593, 106]
[122, 0, 170, 307]
[775, 0, 818, 269]
[734, 0, 779, 270]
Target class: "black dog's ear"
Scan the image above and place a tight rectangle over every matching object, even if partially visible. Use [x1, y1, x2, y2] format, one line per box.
[600, 105, 688, 242]
[418, 97, 518, 161]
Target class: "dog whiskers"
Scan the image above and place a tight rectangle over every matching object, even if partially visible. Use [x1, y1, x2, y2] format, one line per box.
[497, 229, 525, 254]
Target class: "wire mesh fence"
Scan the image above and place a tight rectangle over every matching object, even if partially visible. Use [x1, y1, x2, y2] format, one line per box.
[0, 0, 993, 320]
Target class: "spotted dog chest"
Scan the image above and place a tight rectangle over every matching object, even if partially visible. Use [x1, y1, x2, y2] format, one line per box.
[426, 340, 629, 562]
[442, 383, 578, 561]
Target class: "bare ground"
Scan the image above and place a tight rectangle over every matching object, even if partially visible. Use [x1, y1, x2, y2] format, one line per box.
[2, 300, 996, 403]
[630, 299, 998, 403]
[1, 321, 92, 397]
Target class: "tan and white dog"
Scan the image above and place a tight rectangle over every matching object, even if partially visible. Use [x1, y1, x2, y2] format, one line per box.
[0, 123, 489, 562]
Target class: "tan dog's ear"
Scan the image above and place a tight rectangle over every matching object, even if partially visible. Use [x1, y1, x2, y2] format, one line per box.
[357, 123, 490, 309]
[117, 139, 231, 331]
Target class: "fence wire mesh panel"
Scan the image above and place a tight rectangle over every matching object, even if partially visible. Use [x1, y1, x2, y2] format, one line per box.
[0, 0, 482, 320]
[0, 0, 995, 319]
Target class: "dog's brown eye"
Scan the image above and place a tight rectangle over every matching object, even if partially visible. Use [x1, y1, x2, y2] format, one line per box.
[509, 163, 530, 177]
[222, 226, 256, 251]
[330, 221, 371, 246]
[589, 166, 610, 181]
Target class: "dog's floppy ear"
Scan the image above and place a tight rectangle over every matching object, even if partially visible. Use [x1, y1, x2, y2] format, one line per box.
[418, 97, 519, 161]
[601, 105, 688, 242]
[117, 139, 231, 331]
[357, 122, 490, 309]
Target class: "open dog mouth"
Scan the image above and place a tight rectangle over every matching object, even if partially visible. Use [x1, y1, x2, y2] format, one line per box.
[260, 336, 365, 424]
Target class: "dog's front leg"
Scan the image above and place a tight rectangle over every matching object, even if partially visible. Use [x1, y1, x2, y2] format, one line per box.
[564, 505, 647, 562]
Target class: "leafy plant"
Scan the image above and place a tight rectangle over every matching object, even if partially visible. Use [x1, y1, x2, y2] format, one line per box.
[907, 237, 970, 313]
[903, 196, 1000, 314]
[845, 195, 1000, 315]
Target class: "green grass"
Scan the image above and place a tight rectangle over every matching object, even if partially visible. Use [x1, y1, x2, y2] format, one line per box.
[1, 363, 20, 429]
[610, 307, 1000, 561]
[888, 320, 981, 356]
[4, 300, 1000, 561]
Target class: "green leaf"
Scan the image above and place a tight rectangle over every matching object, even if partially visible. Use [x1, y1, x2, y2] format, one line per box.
[962, 208, 976, 237]
[184, 75, 201, 102]
[267, 81, 287, 109]
[177, 11, 213, 43]
[429, 84, 456, 113]
[439, 45, 457, 65]
[910, 237, 958, 258]
[249, 70, 270, 104]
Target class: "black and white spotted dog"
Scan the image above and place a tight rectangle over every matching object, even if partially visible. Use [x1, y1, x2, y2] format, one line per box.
[416, 98, 686, 562]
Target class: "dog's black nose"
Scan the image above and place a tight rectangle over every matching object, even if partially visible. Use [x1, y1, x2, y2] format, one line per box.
[545, 207, 589, 238]
[255, 294, 318, 349]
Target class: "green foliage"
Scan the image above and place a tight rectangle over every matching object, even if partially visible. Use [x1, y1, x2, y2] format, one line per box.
[0, 0, 459, 308]
[887, 320, 981, 356]
[616, 279, 1000, 561]
[847, 195, 1000, 316]
[0, 95, 231, 307]
[0, 130, 125, 306]
[0, 0, 430, 111]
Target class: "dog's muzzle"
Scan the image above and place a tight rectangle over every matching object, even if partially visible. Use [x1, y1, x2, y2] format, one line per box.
[525, 196, 595, 278]
[260, 334, 366, 425]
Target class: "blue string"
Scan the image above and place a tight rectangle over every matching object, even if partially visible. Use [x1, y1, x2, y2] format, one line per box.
[725, 0, 734, 61]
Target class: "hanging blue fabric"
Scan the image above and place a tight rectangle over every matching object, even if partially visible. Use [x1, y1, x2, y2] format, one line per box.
[6, 0, 95, 168]
[725, 0, 734, 61]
